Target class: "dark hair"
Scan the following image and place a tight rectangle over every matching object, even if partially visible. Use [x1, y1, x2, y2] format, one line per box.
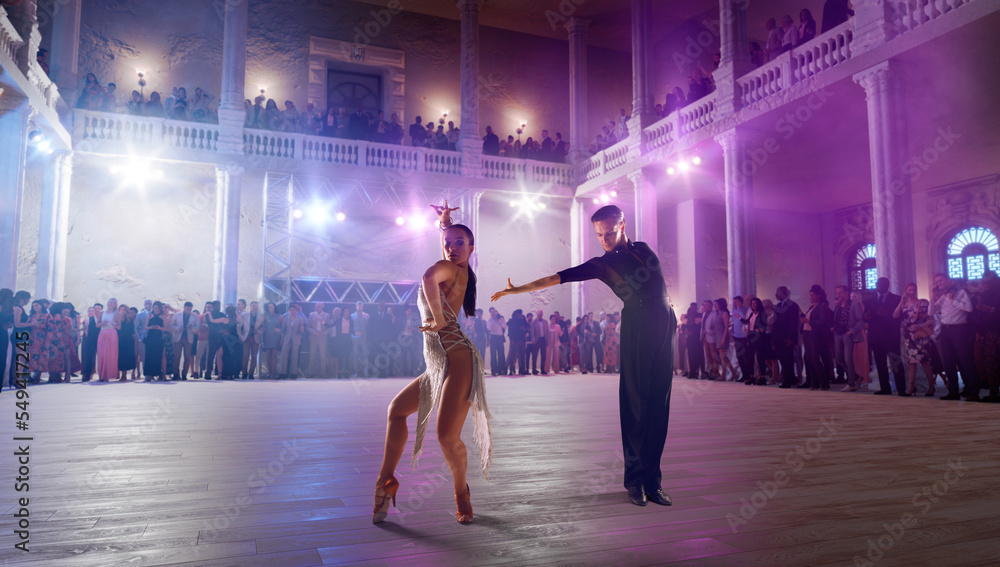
[184, 301, 193, 308]
[750, 297, 764, 313]
[590, 205, 624, 225]
[226, 305, 238, 322]
[14, 290, 31, 305]
[714, 298, 729, 313]
[447, 223, 477, 317]
[94, 302, 104, 309]
[733, 295, 744, 304]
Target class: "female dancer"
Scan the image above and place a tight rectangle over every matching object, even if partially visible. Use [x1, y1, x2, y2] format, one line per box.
[373, 202, 492, 525]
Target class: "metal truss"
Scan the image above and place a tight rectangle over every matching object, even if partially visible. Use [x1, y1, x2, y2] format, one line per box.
[262, 277, 420, 306]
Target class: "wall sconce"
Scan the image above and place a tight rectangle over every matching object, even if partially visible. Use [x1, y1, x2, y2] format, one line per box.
[439, 110, 449, 125]
[516, 121, 526, 142]
[136, 69, 146, 98]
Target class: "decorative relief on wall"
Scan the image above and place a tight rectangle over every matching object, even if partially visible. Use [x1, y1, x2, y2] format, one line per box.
[926, 177, 1000, 240]
[832, 205, 874, 255]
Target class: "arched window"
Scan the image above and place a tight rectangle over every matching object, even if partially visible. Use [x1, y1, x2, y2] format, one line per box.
[946, 227, 1000, 280]
[849, 243, 877, 292]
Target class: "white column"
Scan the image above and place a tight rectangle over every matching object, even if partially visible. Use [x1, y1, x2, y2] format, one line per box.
[0, 98, 30, 290]
[717, 128, 756, 299]
[629, 169, 659, 255]
[714, 0, 754, 116]
[854, 61, 915, 291]
[565, 16, 590, 166]
[459, 190, 483, 272]
[457, 0, 483, 177]
[570, 198, 588, 320]
[48, 0, 82, 98]
[630, 0, 655, 119]
[217, 0, 248, 155]
[36, 152, 73, 300]
[214, 165, 243, 305]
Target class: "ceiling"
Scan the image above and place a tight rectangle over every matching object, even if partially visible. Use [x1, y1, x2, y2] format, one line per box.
[352, 0, 828, 52]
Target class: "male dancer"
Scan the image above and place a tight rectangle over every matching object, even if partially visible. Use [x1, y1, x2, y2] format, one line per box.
[491, 205, 676, 506]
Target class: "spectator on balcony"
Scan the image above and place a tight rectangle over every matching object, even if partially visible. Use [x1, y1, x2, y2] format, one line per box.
[433, 124, 449, 150]
[750, 42, 765, 67]
[781, 15, 797, 52]
[423, 122, 436, 147]
[662, 93, 677, 116]
[76, 73, 102, 110]
[822, 0, 854, 32]
[512, 138, 523, 157]
[170, 87, 189, 121]
[482, 125, 500, 156]
[127, 91, 144, 116]
[521, 137, 537, 160]
[618, 109, 630, 139]
[281, 100, 299, 132]
[540, 130, 554, 161]
[145, 91, 166, 118]
[190, 88, 215, 123]
[300, 103, 320, 136]
[372, 110, 389, 142]
[322, 106, 338, 136]
[687, 69, 710, 104]
[336, 108, 351, 138]
[764, 18, 782, 62]
[409, 115, 426, 146]
[672, 86, 686, 109]
[348, 106, 368, 140]
[36, 48, 49, 75]
[249, 95, 264, 128]
[654, 103, 663, 117]
[99, 83, 118, 112]
[386, 113, 404, 144]
[500, 135, 514, 157]
[554, 132, 568, 163]
[799, 9, 817, 44]
[589, 134, 605, 154]
[447, 121, 460, 150]
[602, 126, 616, 147]
[263, 99, 282, 130]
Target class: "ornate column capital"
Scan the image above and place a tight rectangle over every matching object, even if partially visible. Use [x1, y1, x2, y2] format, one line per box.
[565, 16, 591, 35]
[456, 0, 484, 14]
[853, 60, 893, 99]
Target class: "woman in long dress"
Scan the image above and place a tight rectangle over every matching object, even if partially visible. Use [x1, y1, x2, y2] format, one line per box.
[143, 303, 166, 380]
[373, 202, 492, 526]
[118, 304, 138, 380]
[27, 301, 51, 383]
[96, 298, 120, 382]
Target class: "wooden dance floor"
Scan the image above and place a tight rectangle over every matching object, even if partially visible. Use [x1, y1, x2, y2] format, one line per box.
[1, 374, 998, 566]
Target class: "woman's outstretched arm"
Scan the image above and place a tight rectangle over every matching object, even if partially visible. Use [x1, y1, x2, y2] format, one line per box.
[490, 275, 561, 303]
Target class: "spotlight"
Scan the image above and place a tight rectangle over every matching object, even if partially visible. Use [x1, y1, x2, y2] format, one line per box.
[509, 200, 517, 207]
[678, 161, 690, 172]
[592, 198, 600, 204]
[692, 156, 702, 165]
[538, 203, 546, 209]
[28, 130, 44, 143]
[307, 204, 328, 223]
[609, 191, 618, 197]
[395, 216, 406, 226]
[335, 211, 346, 222]
[666, 166, 676, 175]
[292, 208, 304, 219]
[409, 213, 428, 229]
[37, 139, 51, 152]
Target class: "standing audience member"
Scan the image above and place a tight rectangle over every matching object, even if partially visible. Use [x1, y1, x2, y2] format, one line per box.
[974, 271, 1000, 402]
[143, 302, 166, 381]
[170, 301, 197, 380]
[351, 302, 371, 378]
[894, 284, 935, 396]
[307, 303, 330, 377]
[798, 9, 817, 44]
[331, 307, 353, 378]
[193, 302, 211, 379]
[685, 303, 703, 379]
[822, 0, 854, 32]
[547, 314, 562, 374]
[117, 304, 137, 381]
[239, 301, 263, 379]
[800, 285, 832, 390]
[700, 300, 720, 379]
[261, 302, 283, 379]
[851, 291, 871, 386]
[780, 15, 798, 52]
[279, 303, 306, 379]
[530, 310, 548, 375]
[745, 298, 768, 385]
[764, 18, 783, 62]
[507, 309, 529, 376]
[26, 301, 51, 383]
[96, 298, 120, 382]
[732, 296, 751, 382]
[932, 273, 980, 401]
[832, 285, 865, 391]
[82, 305, 99, 382]
[487, 307, 506, 375]
[714, 299, 737, 381]
[865, 277, 906, 396]
[774, 286, 801, 388]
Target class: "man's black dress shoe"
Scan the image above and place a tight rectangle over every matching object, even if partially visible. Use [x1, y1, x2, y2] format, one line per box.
[873, 390, 892, 395]
[939, 392, 961, 400]
[646, 487, 672, 506]
[626, 486, 647, 506]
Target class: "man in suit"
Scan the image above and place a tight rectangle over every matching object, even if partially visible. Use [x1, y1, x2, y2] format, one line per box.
[371, 303, 393, 377]
[472, 309, 488, 369]
[351, 302, 371, 377]
[348, 106, 368, 140]
[169, 301, 199, 380]
[307, 302, 330, 377]
[832, 285, 866, 391]
[482, 125, 500, 156]
[239, 301, 264, 379]
[865, 277, 906, 395]
[278, 303, 306, 379]
[773, 286, 801, 388]
[487, 307, 506, 375]
[540, 129, 554, 161]
[530, 309, 548, 375]
[134, 299, 152, 378]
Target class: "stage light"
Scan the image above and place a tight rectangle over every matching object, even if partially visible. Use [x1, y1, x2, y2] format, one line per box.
[538, 203, 546, 209]
[592, 197, 600, 204]
[666, 166, 676, 175]
[692, 156, 702, 165]
[509, 200, 517, 207]
[292, 208, 304, 219]
[335, 211, 346, 222]
[600, 194, 610, 203]
[609, 191, 618, 197]
[109, 157, 162, 186]
[307, 204, 328, 223]
[409, 213, 429, 230]
[678, 160, 690, 172]
[395, 216, 406, 226]
[28, 130, 43, 143]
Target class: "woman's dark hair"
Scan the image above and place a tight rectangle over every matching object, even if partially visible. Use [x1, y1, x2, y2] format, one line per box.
[226, 305, 238, 322]
[31, 300, 48, 314]
[0, 288, 13, 321]
[265, 302, 276, 313]
[750, 297, 764, 313]
[714, 297, 729, 313]
[590, 204, 624, 226]
[13, 290, 31, 305]
[448, 223, 477, 317]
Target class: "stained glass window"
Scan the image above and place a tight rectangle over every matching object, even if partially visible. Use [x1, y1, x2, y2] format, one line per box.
[848, 243, 876, 291]
[946, 227, 999, 280]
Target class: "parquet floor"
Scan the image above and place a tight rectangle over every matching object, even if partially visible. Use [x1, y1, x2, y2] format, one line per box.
[1, 373, 998, 566]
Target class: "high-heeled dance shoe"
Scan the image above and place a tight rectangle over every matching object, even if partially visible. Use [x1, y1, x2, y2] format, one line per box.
[455, 484, 473, 524]
[372, 475, 399, 524]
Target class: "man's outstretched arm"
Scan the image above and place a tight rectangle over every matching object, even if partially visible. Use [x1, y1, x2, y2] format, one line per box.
[490, 275, 561, 302]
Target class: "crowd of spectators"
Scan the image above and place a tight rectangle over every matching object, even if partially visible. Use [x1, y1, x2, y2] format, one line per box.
[676, 271, 1000, 403]
[76, 73, 218, 123]
[0, 288, 625, 387]
[479, 124, 569, 162]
